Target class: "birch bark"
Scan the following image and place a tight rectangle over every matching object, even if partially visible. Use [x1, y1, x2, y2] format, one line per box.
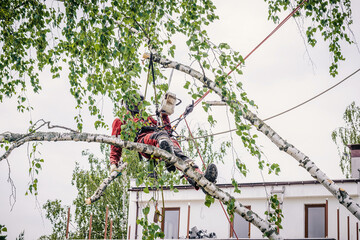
[85, 162, 128, 205]
[151, 55, 360, 220]
[0, 131, 281, 239]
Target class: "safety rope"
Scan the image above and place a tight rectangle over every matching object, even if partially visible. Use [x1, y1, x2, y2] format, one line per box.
[184, 118, 206, 169]
[149, 53, 161, 125]
[227, 0, 308, 77]
[176, 3, 309, 235]
[184, 117, 239, 240]
[145, 2, 308, 236]
[170, 0, 308, 133]
[220, 200, 239, 240]
[143, 65, 151, 101]
[179, 67, 360, 141]
[190, 0, 308, 110]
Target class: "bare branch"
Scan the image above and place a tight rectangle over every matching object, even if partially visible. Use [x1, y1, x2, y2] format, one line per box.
[1, 119, 77, 161]
[0, 141, 26, 162]
[85, 162, 128, 205]
[6, 159, 16, 211]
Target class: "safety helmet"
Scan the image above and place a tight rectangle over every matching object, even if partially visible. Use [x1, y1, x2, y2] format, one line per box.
[121, 91, 144, 114]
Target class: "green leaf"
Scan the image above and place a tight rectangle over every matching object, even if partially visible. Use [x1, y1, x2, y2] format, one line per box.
[204, 194, 215, 208]
[143, 206, 150, 215]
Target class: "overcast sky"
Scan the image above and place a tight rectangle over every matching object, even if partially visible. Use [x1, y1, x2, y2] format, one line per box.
[1, 1, 360, 239]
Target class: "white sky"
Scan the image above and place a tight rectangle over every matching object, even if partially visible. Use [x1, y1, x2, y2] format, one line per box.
[1, 1, 360, 239]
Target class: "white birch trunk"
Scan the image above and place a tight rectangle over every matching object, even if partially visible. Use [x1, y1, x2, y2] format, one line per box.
[151, 55, 360, 220]
[85, 162, 128, 205]
[0, 131, 281, 239]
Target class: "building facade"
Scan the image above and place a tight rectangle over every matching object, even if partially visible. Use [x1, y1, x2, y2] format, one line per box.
[127, 145, 360, 239]
[128, 179, 360, 239]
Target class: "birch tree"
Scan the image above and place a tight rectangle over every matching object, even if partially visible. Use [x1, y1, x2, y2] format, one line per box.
[332, 101, 360, 177]
[0, 0, 358, 239]
[40, 145, 131, 239]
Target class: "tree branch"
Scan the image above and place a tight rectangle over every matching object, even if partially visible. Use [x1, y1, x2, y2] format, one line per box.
[0, 131, 281, 239]
[85, 162, 128, 205]
[152, 55, 360, 220]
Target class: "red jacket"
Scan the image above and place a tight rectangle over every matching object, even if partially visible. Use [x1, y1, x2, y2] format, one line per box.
[110, 113, 171, 165]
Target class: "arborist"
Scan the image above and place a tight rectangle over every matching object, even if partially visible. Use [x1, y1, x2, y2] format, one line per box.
[109, 91, 218, 191]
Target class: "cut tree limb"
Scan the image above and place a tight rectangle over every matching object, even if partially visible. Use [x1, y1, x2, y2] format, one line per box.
[85, 162, 128, 205]
[151, 55, 360, 220]
[0, 131, 281, 239]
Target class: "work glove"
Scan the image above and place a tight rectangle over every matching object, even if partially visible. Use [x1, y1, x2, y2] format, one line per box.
[184, 100, 194, 117]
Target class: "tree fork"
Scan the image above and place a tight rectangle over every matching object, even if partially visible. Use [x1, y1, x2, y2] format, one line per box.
[0, 131, 281, 239]
[151, 55, 360, 220]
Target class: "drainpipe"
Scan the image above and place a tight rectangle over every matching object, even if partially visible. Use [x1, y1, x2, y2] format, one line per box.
[325, 199, 328, 237]
[337, 208, 340, 240]
[187, 203, 191, 238]
[135, 192, 139, 239]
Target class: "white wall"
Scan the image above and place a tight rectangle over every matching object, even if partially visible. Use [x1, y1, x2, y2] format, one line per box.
[128, 180, 360, 239]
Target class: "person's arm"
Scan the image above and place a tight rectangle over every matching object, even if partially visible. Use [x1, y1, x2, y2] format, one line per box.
[147, 115, 158, 126]
[161, 113, 172, 131]
[110, 118, 123, 166]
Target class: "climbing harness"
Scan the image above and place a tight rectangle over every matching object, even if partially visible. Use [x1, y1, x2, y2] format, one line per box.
[143, 52, 186, 137]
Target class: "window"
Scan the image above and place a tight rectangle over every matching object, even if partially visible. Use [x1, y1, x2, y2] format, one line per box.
[305, 204, 327, 238]
[162, 208, 180, 239]
[230, 206, 251, 238]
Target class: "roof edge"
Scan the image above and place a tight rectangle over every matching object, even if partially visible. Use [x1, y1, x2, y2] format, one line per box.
[128, 178, 360, 192]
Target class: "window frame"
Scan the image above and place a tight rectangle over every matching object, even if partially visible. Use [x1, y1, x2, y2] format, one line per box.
[161, 207, 180, 239]
[230, 205, 251, 238]
[304, 203, 328, 238]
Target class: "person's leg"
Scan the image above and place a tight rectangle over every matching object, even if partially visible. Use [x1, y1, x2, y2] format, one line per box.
[171, 138, 218, 190]
[139, 132, 218, 190]
[138, 131, 175, 172]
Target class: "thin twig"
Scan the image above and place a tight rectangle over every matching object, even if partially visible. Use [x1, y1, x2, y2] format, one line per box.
[6, 159, 16, 211]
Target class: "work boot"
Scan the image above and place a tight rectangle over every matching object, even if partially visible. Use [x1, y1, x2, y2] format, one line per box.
[159, 138, 173, 154]
[159, 138, 175, 172]
[204, 163, 218, 183]
[185, 164, 218, 191]
[165, 163, 176, 172]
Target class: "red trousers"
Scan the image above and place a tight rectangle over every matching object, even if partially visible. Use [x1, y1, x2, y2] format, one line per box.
[137, 130, 187, 161]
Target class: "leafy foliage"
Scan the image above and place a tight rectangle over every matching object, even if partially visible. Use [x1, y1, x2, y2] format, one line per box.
[332, 101, 360, 177]
[1, 0, 355, 192]
[42, 200, 68, 240]
[137, 206, 165, 240]
[15, 231, 24, 240]
[42, 144, 131, 239]
[70, 146, 130, 239]
[204, 194, 215, 208]
[179, 127, 230, 171]
[0, 224, 7, 240]
[265, 194, 284, 231]
[25, 142, 44, 197]
[1, 1, 356, 236]
[264, 0, 354, 76]
[0, 0, 219, 131]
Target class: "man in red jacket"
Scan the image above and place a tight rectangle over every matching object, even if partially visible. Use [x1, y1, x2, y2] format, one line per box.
[110, 93, 217, 190]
